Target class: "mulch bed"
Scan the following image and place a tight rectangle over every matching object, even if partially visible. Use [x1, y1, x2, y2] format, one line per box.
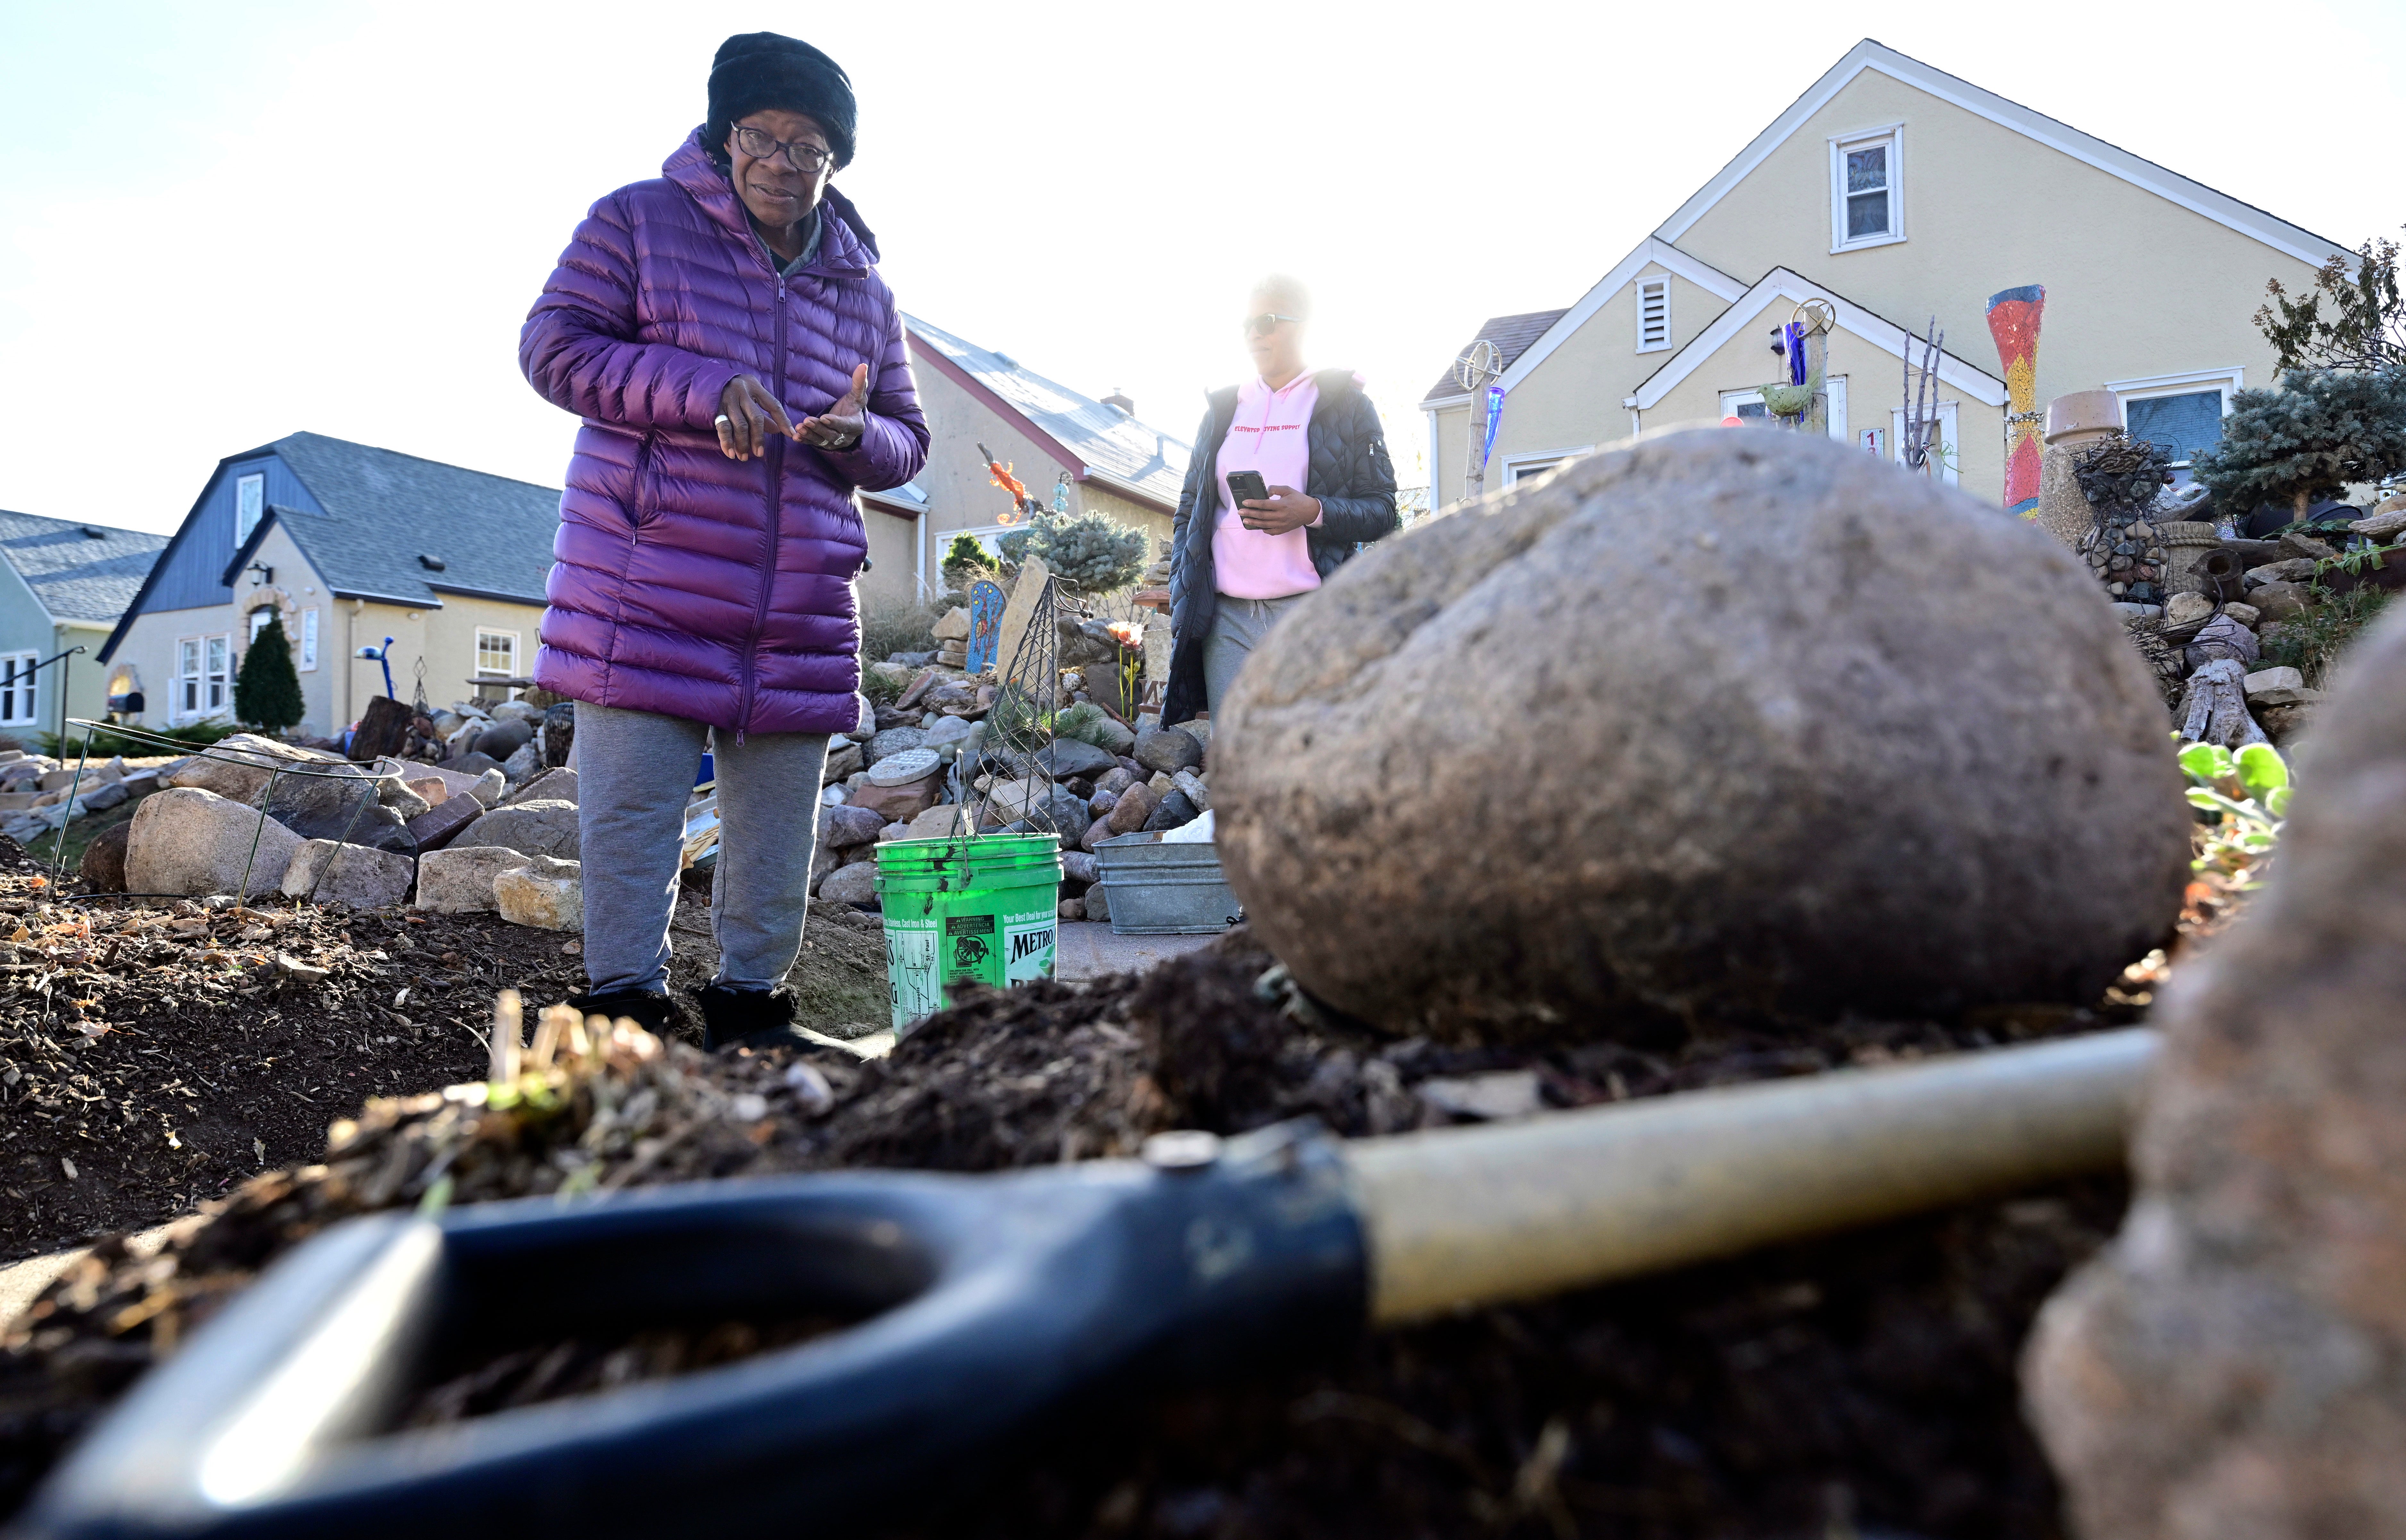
[0, 906, 2173, 1539]
[0, 840, 888, 1267]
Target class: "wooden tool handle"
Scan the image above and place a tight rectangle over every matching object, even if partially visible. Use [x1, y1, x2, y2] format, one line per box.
[1346, 1028, 2154, 1323]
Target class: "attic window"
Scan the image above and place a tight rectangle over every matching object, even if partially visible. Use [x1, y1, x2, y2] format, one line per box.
[418, 554, 447, 571]
[1636, 277, 1670, 353]
[1829, 126, 1904, 252]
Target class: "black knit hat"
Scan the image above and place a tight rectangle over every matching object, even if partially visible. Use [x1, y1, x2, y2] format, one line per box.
[706, 32, 856, 169]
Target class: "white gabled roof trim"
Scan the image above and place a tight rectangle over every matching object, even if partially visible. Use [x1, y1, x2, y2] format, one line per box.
[1655, 39, 2352, 270]
[1631, 269, 2009, 412]
[1494, 238, 1748, 393]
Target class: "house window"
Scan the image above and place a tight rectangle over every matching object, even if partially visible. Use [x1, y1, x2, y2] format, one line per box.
[0, 653, 38, 728]
[299, 608, 319, 672]
[177, 635, 230, 721]
[206, 636, 230, 715]
[475, 629, 520, 700]
[1636, 277, 1671, 353]
[1721, 389, 1771, 423]
[1829, 128, 1903, 252]
[1501, 448, 1592, 486]
[1890, 401, 1962, 487]
[248, 606, 278, 643]
[2124, 390, 2227, 472]
[235, 473, 265, 549]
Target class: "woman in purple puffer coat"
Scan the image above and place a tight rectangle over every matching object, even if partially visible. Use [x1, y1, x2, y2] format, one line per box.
[519, 32, 929, 1049]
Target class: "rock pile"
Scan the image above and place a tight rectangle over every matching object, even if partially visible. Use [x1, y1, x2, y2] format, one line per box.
[2072, 437, 2178, 607]
[0, 753, 163, 848]
[2026, 604, 2406, 1536]
[819, 594, 1191, 918]
[1213, 429, 2190, 1041]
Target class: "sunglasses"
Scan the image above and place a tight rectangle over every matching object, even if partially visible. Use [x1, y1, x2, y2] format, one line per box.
[1243, 313, 1298, 339]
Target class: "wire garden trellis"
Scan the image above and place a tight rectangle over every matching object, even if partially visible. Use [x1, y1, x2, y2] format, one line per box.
[964, 574, 1064, 839]
[46, 718, 420, 910]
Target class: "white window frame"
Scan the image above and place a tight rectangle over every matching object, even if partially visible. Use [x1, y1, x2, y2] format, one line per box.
[1635, 275, 1671, 353]
[1500, 447, 1593, 487]
[1829, 124, 1906, 254]
[475, 628, 521, 699]
[0, 652, 38, 728]
[2105, 368, 2244, 473]
[205, 634, 230, 717]
[299, 608, 319, 672]
[247, 606, 278, 644]
[175, 637, 202, 722]
[1890, 401, 1963, 487]
[234, 473, 265, 549]
[1717, 386, 1849, 442]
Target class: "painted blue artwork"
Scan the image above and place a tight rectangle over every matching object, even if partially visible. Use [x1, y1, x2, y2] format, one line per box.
[966, 580, 1006, 674]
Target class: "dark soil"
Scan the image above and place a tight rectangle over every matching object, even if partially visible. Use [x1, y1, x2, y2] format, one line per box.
[0, 913, 2153, 1538]
[0, 835, 888, 1265]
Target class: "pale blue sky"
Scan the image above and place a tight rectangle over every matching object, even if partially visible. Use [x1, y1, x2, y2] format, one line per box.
[3, 0, 2401, 531]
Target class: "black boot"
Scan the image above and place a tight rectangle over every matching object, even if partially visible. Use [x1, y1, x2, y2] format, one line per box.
[566, 988, 676, 1035]
[696, 984, 809, 1052]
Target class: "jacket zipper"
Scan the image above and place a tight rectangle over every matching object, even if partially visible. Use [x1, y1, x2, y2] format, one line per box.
[736, 280, 789, 742]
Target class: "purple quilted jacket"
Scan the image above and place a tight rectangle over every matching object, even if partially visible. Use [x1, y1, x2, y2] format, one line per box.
[520, 131, 929, 737]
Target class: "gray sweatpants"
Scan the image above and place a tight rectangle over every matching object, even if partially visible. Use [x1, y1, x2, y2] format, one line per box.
[575, 701, 830, 996]
[1201, 593, 1309, 714]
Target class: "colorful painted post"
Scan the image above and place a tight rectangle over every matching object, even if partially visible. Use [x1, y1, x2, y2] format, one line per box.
[966, 579, 1005, 674]
[1985, 286, 2046, 518]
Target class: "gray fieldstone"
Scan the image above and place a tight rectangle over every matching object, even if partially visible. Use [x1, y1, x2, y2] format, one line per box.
[163, 732, 338, 804]
[819, 803, 888, 849]
[456, 799, 580, 861]
[1142, 789, 1198, 832]
[906, 804, 973, 840]
[415, 845, 535, 914]
[281, 840, 414, 909]
[79, 822, 130, 893]
[502, 742, 541, 783]
[1132, 726, 1203, 775]
[1211, 429, 2192, 1040]
[866, 726, 929, 766]
[2027, 604, 2406, 1537]
[1037, 739, 1119, 781]
[79, 782, 128, 813]
[1081, 882, 1111, 923]
[2244, 665, 2306, 698]
[818, 862, 880, 905]
[823, 741, 865, 781]
[472, 717, 533, 761]
[1105, 781, 1157, 834]
[495, 854, 583, 931]
[124, 786, 304, 898]
[503, 767, 579, 807]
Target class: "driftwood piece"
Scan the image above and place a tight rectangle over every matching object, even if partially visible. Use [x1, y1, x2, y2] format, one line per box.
[2177, 658, 2268, 749]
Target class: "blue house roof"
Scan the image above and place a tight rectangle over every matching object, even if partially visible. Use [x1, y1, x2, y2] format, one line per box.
[903, 316, 1190, 510]
[101, 433, 563, 662]
[0, 511, 170, 626]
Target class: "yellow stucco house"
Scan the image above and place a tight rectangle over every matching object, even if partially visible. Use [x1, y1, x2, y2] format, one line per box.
[1425, 40, 2357, 510]
[855, 316, 1189, 609]
[100, 433, 557, 742]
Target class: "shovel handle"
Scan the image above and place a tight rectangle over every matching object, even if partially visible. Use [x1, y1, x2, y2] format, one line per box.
[1347, 1027, 2155, 1322]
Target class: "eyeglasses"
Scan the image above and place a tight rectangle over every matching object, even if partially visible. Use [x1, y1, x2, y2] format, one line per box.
[1243, 313, 1298, 338]
[731, 125, 832, 174]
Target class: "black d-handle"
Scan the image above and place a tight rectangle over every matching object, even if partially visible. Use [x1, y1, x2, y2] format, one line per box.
[21, 1124, 1364, 1539]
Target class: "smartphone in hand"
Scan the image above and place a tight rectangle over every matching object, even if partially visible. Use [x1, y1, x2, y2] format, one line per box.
[1226, 468, 1269, 506]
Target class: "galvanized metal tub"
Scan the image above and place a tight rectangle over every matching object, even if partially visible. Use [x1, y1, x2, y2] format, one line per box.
[1093, 832, 1241, 935]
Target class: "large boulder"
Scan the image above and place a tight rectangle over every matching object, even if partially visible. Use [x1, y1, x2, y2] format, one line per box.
[1213, 430, 2191, 1039]
[415, 845, 533, 914]
[455, 799, 580, 861]
[163, 733, 336, 803]
[495, 854, 583, 931]
[124, 787, 304, 898]
[165, 732, 417, 851]
[503, 767, 579, 807]
[2025, 606, 2406, 1538]
[281, 839, 414, 909]
[818, 862, 880, 905]
[1036, 739, 1119, 782]
[1132, 726, 1203, 775]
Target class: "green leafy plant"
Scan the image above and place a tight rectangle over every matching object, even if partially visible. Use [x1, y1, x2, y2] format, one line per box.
[2256, 231, 2406, 377]
[2261, 584, 2392, 688]
[38, 720, 239, 759]
[2179, 740, 2290, 886]
[234, 614, 305, 733]
[1051, 701, 1118, 749]
[2191, 369, 2406, 526]
[940, 533, 999, 595]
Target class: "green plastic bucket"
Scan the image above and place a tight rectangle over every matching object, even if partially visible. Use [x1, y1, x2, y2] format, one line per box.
[874, 833, 1063, 1034]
